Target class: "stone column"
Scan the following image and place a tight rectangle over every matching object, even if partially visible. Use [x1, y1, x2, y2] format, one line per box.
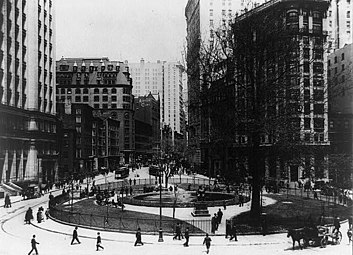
[2, 150, 9, 183]
[25, 140, 38, 181]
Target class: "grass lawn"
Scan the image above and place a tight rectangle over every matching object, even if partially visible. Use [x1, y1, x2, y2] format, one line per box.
[234, 193, 352, 234]
[52, 198, 205, 234]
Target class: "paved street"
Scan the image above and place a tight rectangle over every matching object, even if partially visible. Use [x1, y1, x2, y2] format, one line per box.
[1, 168, 352, 255]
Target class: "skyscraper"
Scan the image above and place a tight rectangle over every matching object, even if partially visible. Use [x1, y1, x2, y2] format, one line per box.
[129, 59, 186, 138]
[0, 0, 58, 186]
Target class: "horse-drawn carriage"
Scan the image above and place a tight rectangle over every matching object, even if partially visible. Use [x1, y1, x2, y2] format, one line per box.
[287, 224, 342, 249]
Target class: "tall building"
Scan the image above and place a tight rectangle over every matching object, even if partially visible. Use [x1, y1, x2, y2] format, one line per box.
[134, 93, 160, 162]
[185, 0, 258, 169]
[56, 57, 134, 165]
[0, 0, 58, 187]
[327, 43, 353, 187]
[200, 0, 330, 184]
[129, 59, 186, 141]
[326, 0, 353, 51]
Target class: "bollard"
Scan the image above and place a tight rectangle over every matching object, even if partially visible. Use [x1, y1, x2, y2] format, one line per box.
[158, 228, 164, 242]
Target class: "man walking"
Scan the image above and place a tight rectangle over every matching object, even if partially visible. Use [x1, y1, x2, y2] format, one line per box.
[217, 208, 223, 224]
[28, 235, 39, 255]
[183, 227, 189, 247]
[134, 228, 143, 246]
[96, 232, 104, 251]
[71, 226, 81, 245]
[203, 233, 212, 254]
[173, 222, 182, 240]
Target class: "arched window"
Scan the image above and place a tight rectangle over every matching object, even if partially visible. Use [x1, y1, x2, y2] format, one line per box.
[102, 88, 108, 94]
[83, 88, 89, 94]
[94, 88, 99, 94]
[112, 88, 117, 93]
[75, 88, 81, 94]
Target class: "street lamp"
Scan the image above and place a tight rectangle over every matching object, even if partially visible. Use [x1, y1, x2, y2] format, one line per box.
[158, 164, 164, 242]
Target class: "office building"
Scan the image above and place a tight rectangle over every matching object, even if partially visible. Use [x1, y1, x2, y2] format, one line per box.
[56, 57, 134, 165]
[0, 0, 58, 187]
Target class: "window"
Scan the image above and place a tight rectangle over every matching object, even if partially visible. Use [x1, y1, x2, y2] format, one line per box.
[304, 77, 310, 87]
[75, 96, 81, 102]
[341, 53, 345, 61]
[303, 61, 310, 73]
[112, 88, 117, 93]
[314, 118, 324, 131]
[304, 103, 310, 114]
[347, 11, 351, 18]
[304, 118, 311, 130]
[75, 88, 81, 94]
[111, 104, 117, 109]
[94, 96, 99, 102]
[61, 88, 65, 94]
[94, 88, 99, 94]
[313, 90, 324, 101]
[102, 104, 108, 109]
[83, 88, 88, 94]
[76, 116, 81, 123]
[94, 104, 99, 109]
[304, 133, 311, 142]
[103, 88, 108, 94]
[103, 96, 108, 101]
[112, 95, 117, 101]
[334, 56, 337, 63]
[314, 104, 324, 114]
[76, 126, 81, 133]
[83, 96, 88, 102]
[342, 64, 345, 71]
[303, 48, 310, 59]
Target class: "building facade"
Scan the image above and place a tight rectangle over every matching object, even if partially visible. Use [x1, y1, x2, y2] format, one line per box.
[200, 0, 330, 185]
[129, 59, 186, 144]
[326, 0, 353, 51]
[56, 57, 134, 165]
[0, 0, 58, 186]
[327, 43, 353, 188]
[134, 93, 160, 162]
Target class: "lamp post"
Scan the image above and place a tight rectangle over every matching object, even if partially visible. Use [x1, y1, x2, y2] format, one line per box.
[158, 163, 164, 242]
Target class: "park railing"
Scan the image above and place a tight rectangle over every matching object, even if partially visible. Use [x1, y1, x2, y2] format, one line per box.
[49, 202, 211, 235]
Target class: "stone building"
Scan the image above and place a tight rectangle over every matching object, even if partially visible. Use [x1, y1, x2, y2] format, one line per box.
[0, 0, 58, 188]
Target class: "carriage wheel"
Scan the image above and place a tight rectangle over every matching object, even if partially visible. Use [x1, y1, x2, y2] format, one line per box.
[320, 237, 327, 248]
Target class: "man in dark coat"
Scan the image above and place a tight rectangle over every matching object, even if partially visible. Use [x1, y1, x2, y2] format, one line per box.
[25, 208, 34, 224]
[173, 222, 182, 240]
[229, 223, 238, 241]
[183, 227, 190, 247]
[96, 232, 104, 251]
[203, 233, 212, 254]
[28, 235, 39, 255]
[71, 226, 81, 245]
[217, 208, 223, 224]
[134, 228, 143, 246]
[211, 215, 217, 234]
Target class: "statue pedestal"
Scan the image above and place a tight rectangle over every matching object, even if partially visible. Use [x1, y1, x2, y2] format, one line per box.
[191, 202, 210, 217]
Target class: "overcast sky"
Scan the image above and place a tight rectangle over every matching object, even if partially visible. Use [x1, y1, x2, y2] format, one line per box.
[55, 0, 188, 63]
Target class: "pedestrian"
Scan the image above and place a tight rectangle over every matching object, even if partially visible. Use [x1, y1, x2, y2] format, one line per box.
[173, 222, 182, 240]
[25, 207, 34, 224]
[229, 223, 238, 241]
[211, 214, 217, 234]
[225, 220, 231, 238]
[45, 208, 50, 220]
[183, 227, 189, 247]
[71, 226, 81, 245]
[217, 208, 223, 224]
[213, 213, 219, 231]
[4, 193, 11, 208]
[96, 232, 104, 251]
[28, 235, 39, 255]
[134, 227, 143, 246]
[37, 209, 43, 223]
[203, 233, 212, 254]
[314, 191, 318, 199]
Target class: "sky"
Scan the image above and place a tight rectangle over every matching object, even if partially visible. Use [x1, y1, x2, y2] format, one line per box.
[55, 0, 188, 63]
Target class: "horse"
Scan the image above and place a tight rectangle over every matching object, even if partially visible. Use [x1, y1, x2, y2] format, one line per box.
[287, 228, 305, 250]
